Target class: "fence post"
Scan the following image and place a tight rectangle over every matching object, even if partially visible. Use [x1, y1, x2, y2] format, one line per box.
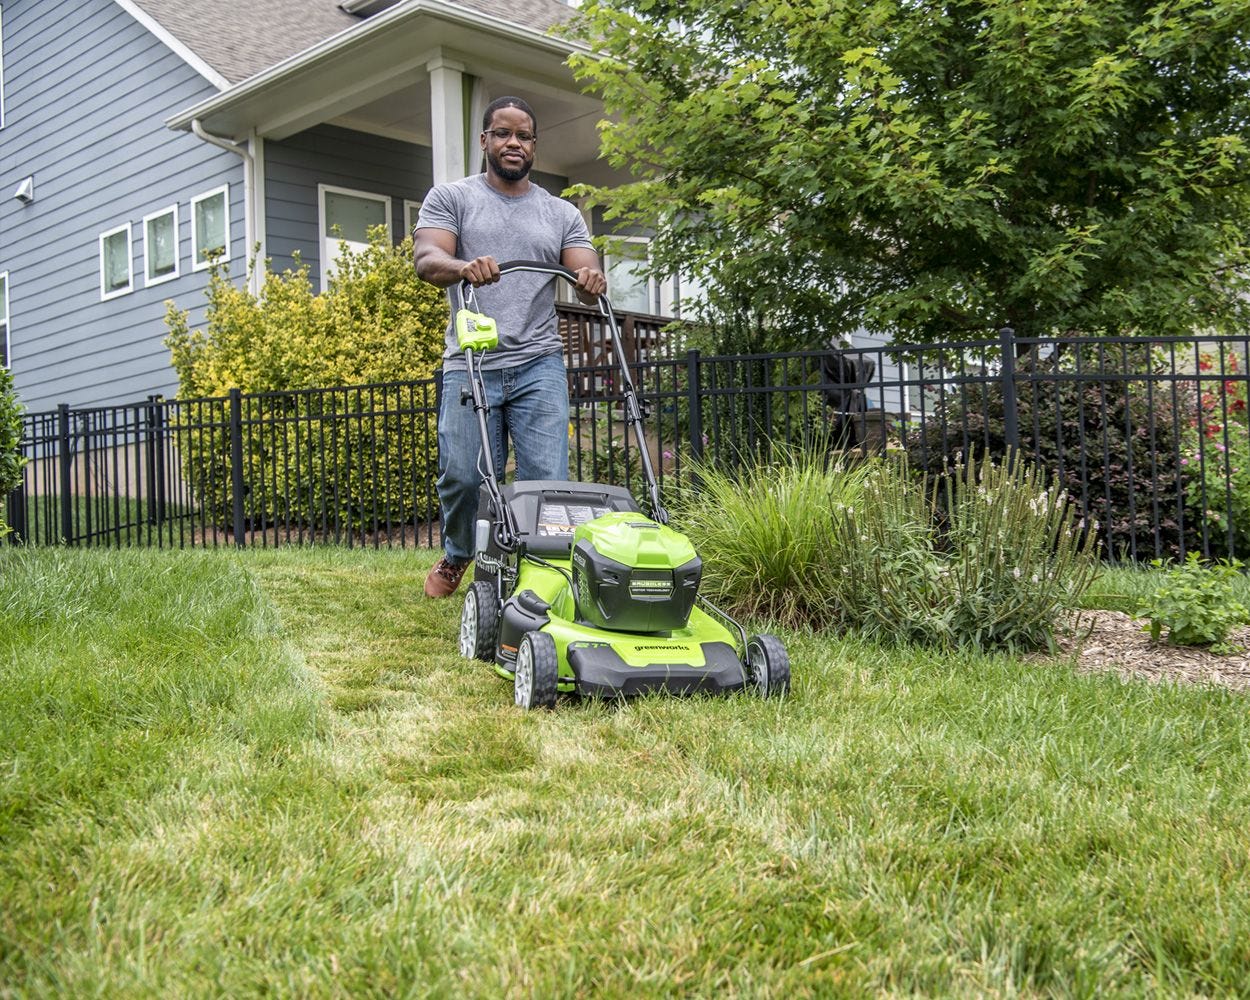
[998, 327, 1020, 463]
[686, 350, 703, 470]
[58, 403, 73, 544]
[229, 388, 246, 547]
[144, 394, 168, 525]
[5, 481, 26, 543]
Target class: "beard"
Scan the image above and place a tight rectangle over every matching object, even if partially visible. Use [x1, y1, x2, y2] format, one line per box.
[487, 147, 533, 182]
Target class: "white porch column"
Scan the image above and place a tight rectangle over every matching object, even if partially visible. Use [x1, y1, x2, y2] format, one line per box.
[427, 56, 467, 186]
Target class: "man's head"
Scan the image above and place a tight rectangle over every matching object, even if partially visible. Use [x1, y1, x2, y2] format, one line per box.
[481, 97, 537, 183]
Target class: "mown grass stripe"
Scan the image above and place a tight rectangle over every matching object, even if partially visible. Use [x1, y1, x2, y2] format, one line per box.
[1, 547, 1249, 995]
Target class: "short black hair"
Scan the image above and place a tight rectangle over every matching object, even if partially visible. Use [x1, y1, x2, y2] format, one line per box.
[482, 96, 537, 134]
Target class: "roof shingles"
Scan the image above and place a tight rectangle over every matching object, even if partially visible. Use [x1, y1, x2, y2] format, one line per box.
[131, 0, 577, 86]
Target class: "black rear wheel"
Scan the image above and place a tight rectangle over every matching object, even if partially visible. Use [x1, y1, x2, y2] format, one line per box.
[514, 631, 559, 710]
[745, 634, 790, 697]
[460, 580, 500, 662]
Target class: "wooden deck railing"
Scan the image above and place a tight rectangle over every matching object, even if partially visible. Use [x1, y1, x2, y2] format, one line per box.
[556, 302, 673, 371]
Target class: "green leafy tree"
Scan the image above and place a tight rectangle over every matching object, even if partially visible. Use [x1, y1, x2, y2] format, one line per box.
[0, 365, 23, 538]
[567, 0, 1250, 350]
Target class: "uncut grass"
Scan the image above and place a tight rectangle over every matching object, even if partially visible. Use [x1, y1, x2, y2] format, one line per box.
[3, 549, 1250, 995]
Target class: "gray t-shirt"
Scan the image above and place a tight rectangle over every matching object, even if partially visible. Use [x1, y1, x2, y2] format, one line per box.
[416, 173, 594, 371]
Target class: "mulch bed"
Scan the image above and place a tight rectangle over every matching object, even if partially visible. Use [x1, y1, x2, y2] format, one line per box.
[1046, 610, 1250, 692]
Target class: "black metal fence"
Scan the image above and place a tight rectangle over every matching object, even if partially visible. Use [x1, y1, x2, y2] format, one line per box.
[7, 331, 1249, 563]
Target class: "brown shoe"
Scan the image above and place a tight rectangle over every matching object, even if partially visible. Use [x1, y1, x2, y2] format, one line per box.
[424, 556, 469, 598]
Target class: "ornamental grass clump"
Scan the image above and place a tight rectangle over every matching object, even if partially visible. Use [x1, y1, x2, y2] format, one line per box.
[829, 456, 1100, 651]
[671, 446, 873, 628]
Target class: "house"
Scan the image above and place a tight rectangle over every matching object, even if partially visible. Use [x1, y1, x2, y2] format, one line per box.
[1, 0, 677, 413]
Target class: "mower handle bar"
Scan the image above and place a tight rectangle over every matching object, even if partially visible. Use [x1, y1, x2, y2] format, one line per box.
[455, 259, 669, 526]
[456, 260, 608, 314]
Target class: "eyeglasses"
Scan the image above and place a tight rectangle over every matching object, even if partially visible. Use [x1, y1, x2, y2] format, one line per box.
[483, 127, 537, 144]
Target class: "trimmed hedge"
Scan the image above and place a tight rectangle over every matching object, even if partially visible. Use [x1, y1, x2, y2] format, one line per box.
[164, 229, 448, 532]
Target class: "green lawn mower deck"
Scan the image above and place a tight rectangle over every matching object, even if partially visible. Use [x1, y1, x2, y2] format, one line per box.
[452, 262, 789, 709]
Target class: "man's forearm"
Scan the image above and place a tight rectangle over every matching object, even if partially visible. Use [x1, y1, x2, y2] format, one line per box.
[414, 246, 468, 288]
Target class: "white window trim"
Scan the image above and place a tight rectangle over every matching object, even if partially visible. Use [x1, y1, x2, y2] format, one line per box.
[191, 184, 230, 271]
[99, 223, 134, 301]
[143, 204, 180, 287]
[404, 199, 422, 241]
[0, 271, 9, 368]
[318, 183, 392, 289]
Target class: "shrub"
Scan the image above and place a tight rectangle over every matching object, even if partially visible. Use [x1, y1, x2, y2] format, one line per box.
[829, 456, 1100, 651]
[164, 229, 448, 533]
[571, 403, 646, 503]
[1180, 349, 1250, 557]
[909, 343, 1195, 561]
[0, 365, 24, 538]
[1138, 553, 1250, 654]
[680, 447, 1097, 650]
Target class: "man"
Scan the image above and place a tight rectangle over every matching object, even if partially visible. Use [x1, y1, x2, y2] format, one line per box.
[415, 96, 607, 598]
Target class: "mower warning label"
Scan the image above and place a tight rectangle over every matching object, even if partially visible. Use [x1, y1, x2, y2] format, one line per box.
[537, 502, 611, 536]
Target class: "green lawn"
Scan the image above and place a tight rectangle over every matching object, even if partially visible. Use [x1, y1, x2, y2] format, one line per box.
[2, 547, 1248, 996]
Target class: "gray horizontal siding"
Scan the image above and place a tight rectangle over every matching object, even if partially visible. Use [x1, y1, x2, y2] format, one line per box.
[264, 126, 572, 288]
[264, 125, 434, 286]
[1, 0, 243, 411]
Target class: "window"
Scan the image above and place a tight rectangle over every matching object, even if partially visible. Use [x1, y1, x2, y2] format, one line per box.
[0, 272, 9, 367]
[99, 224, 133, 300]
[319, 184, 391, 287]
[404, 200, 422, 240]
[603, 237, 705, 318]
[143, 205, 179, 286]
[191, 186, 229, 270]
[605, 238, 657, 315]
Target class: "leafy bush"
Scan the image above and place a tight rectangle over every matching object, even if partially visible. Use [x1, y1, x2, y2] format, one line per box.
[0, 366, 24, 538]
[829, 456, 1100, 651]
[1138, 553, 1250, 655]
[680, 448, 1097, 650]
[1181, 349, 1250, 556]
[164, 230, 447, 532]
[909, 343, 1195, 560]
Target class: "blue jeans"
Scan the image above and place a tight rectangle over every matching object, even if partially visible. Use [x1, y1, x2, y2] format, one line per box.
[437, 353, 570, 563]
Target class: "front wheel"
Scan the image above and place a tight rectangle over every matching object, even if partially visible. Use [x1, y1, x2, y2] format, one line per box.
[514, 631, 559, 710]
[460, 580, 500, 662]
[745, 634, 790, 697]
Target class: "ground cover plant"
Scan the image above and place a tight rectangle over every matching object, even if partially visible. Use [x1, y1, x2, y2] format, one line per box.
[4, 546, 1250, 995]
[1136, 553, 1250, 655]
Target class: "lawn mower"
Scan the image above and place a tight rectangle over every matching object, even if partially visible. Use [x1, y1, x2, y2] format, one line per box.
[454, 261, 789, 709]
